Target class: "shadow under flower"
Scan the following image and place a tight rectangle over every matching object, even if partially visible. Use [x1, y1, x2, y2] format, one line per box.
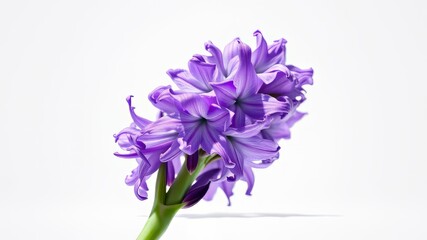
[174, 212, 341, 219]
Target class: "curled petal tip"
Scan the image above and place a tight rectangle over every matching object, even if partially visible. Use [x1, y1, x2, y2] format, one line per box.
[166, 69, 179, 78]
[253, 29, 262, 36]
[204, 41, 214, 50]
[191, 54, 204, 62]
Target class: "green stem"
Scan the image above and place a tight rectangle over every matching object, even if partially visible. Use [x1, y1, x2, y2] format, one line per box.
[137, 154, 219, 239]
[137, 164, 184, 240]
[136, 202, 183, 240]
[165, 154, 207, 205]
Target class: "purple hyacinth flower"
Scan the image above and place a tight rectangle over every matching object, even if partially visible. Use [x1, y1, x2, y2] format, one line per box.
[114, 30, 313, 210]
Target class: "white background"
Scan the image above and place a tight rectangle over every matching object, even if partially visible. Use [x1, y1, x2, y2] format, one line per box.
[1, 0, 426, 239]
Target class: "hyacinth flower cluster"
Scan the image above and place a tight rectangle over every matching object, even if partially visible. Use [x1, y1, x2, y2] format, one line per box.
[114, 30, 313, 239]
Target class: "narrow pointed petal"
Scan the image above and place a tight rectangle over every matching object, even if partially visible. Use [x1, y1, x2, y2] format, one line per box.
[166, 161, 176, 186]
[231, 40, 262, 98]
[223, 38, 241, 76]
[114, 152, 139, 159]
[186, 152, 199, 173]
[183, 182, 211, 208]
[252, 30, 268, 70]
[220, 180, 236, 206]
[126, 96, 152, 129]
[204, 41, 226, 77]
[252, 30, 287, 73]
[243, 166, 255, 195]
[193, 168, 221, 189]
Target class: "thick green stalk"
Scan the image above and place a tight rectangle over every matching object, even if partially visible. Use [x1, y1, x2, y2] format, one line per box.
[137, 154, 219, 239]
[137, 164, 183, 240]
[136, 202, 183, 240]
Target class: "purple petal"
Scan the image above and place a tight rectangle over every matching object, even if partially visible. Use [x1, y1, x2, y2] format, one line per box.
[240, 93, 291, 119]
[203, 182, 219, 201]
[251, 30, 269, 71]
[143, 116, 181, 134]
[285, 110, 306, 127]
[257, 64, 290, 84]
[167, 69, 204, 93]
[186, 152, 199, 174]
[232, 105, 247, 128]
[199, 125, 220, 154]
[220, 180, 236, 206]
[179, 94, 210, 118]
[166, 155, 182, 186]
[246, 159, 275, 169]
[215, 136, 244, 180]
[193, 168, 221, 189]
[287, 65, 314, 87]
[259, 74, 296, 96]
[114, 152, 138, 159]
[225, 117, 273, 138]
[160, 140, 182, 162]
[243, 166, 255, 195]
[211, 80, 237, 108]
[125, 165, 140, 186]
[183, 182, 211, 208]
[187, 56, 215, 91]
[263, 111, 306, 140]
[223, 38, 241, 76]
[126, 96, 152, 129]
[148, 86, 180, 114]
[167, 63, 212, 93]
[134, 178, 149, 200]
[230, 40, 262, 98]
[252, 31, 287, 73]
[205, 41, 226, 77]
[178, 128, 202, 155]
[211, 135, 237, 169]
[206, 104, 232, 132]
[231, 136, 280, 161]
[166, 161, 175, 186]
[114, 126, 141, 149]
